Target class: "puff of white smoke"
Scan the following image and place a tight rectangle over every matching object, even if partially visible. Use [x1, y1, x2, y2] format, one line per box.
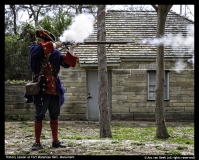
[188, 56, 194, 64]
[188, 55, 194, 69]
[173, 59, 187, 73]
[140, 24, 194, 48]
[141, 32, 194, 49]
[140, 24, 194, 72]
[59, 13, 95, 43]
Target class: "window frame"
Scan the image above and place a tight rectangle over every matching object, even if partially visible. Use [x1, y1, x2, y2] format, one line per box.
[147, 70, 170, 101]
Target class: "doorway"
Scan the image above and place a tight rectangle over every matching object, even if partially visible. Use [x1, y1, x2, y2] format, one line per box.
[86, 70, 112, 121]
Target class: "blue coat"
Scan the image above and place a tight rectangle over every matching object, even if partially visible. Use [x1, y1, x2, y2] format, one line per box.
[24, 44, 70, 107]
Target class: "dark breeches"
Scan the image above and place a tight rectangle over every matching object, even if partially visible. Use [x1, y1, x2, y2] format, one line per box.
[34, 94, 60, 120]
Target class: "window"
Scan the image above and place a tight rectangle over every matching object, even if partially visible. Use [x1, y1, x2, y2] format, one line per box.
[147, 70, 170, 100]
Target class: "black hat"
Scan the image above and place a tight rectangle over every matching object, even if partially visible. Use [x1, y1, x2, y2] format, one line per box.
[35, 30, 56, 42]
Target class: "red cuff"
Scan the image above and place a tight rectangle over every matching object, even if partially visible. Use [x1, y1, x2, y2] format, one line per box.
[40, 42, 54, 55]
[63, 51, 78, 67]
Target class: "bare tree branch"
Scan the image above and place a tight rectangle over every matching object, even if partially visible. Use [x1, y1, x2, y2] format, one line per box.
[10, 5, 18, 35]
[151, 4, 158, 12]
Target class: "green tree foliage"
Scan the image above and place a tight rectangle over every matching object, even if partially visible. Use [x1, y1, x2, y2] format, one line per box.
[37, 12, 72, 40]
[5, 34, 32, 81]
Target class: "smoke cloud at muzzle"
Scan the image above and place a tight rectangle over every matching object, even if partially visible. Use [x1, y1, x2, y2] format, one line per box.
[59, 13, 95, 43]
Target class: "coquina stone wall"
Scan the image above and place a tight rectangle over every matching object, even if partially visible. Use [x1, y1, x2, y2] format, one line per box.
[111, 61, 194, 121]
[5, 82, 35, 120]
[5, 61, 194, 121]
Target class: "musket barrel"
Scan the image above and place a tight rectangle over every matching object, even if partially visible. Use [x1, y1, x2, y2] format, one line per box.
[62, 41, 133, 45]
[83, 41, 132, 44]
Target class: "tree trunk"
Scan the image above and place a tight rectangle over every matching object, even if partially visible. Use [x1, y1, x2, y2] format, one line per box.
[97, 5, 112, 138]
[155, 5, 172, 138]
[10, 5, 18, 35]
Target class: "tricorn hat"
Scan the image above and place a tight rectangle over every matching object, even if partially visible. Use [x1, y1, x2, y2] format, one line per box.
[35, 30, 56, 42]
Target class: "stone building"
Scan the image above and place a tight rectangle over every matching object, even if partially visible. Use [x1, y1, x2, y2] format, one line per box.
[5, 10, 194, 121]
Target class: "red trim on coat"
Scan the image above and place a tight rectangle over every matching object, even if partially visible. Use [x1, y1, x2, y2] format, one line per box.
[40, 42, 54, 55]
[63, 51, 78, 67]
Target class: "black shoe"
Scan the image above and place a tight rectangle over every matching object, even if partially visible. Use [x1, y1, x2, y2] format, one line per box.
[52, 140, 66, 148]
[31, 142, 43, 151]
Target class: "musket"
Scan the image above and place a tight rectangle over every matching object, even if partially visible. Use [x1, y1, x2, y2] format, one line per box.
[61, 41, 134, 50]
[17, 28, 135, 48]
[62, 41, 133, 46]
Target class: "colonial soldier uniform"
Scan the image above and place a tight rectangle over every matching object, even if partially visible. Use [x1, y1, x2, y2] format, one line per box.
[24, 29, 78, 150]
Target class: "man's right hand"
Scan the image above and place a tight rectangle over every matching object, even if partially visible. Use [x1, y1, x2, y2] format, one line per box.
[69, 43, 79, 51]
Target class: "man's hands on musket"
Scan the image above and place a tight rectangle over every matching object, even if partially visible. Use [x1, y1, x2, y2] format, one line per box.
[55, 41, 63, 48]
[54, 41, 79, 52]
[69, 43, 79, 52]
[70, 43, 79, 50]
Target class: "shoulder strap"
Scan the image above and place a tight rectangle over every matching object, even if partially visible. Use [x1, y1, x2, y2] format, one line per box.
[39, 53, 51, 75]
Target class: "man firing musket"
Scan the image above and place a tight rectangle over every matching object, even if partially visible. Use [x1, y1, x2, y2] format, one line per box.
[19, 12, 137, 151]
[21, 28, 133, 151]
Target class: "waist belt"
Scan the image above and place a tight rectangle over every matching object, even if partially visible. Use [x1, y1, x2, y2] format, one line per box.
[43, 71, 57, 75]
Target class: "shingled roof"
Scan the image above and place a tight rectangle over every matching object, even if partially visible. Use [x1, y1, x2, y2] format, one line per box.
[63, 10, 194, 67]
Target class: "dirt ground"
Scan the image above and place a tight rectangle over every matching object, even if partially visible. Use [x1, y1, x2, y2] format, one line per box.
[5, 121, 195, 156]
